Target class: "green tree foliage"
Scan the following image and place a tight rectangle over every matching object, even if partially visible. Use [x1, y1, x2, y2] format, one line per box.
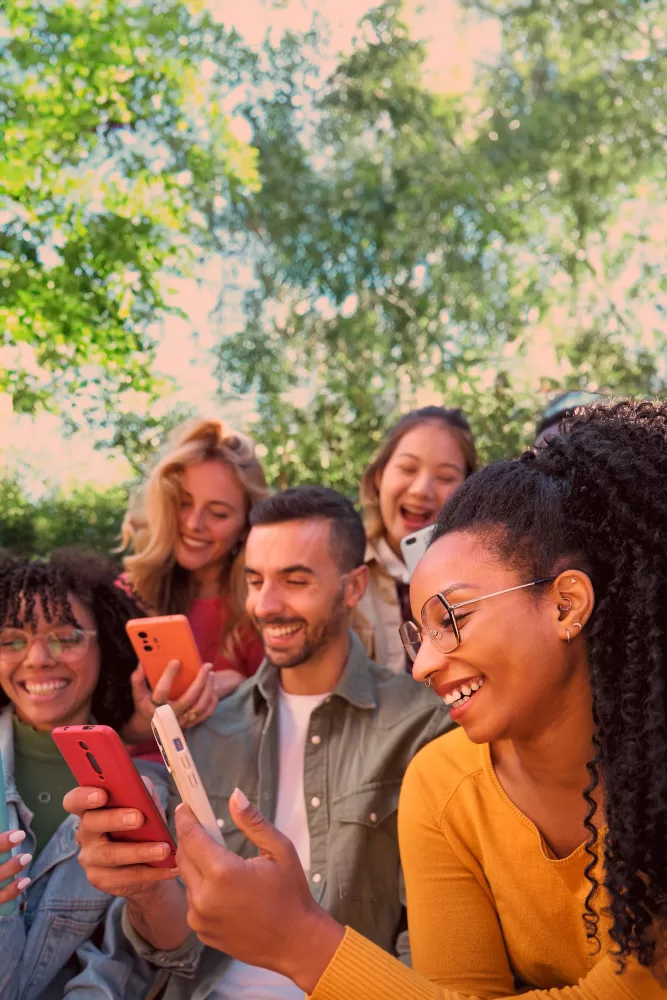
[216, 0, 667, 491]
[0, 0, 259, 425]
[0, 476, 127, 558]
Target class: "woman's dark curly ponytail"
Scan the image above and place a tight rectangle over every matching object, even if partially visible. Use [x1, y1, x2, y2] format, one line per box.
[431, 399, 667, 969]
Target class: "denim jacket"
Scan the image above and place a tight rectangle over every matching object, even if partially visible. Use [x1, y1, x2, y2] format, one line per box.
[0, 706, 165, 1000]
[124, 632, 454, 1000]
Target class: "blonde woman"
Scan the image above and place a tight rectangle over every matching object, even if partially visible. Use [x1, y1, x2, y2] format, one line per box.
[119, 418, 268, 744]
[353, 406, 477, 673]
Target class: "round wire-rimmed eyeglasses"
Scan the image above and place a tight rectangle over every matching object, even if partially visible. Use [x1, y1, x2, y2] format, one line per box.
[399, 578, 555, 662]
[0, 627, 98, 665]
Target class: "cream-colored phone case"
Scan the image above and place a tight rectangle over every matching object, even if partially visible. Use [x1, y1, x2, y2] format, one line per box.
[151, 705, 224, 845]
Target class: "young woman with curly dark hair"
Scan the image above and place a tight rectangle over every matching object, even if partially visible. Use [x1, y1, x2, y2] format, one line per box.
[157, 398, 665, 1000]
[0, 549, 163, 1000]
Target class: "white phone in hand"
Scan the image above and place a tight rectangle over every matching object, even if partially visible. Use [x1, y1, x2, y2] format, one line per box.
[151, 705, 225, 845]
[400, 525, 434, 578]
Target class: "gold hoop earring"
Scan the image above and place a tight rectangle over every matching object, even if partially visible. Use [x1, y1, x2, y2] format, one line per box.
[572, 622, 583, 634]
[558, 597, 573, 613]
[565, 628, 571, 644]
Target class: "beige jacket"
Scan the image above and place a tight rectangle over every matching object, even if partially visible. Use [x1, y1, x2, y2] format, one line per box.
[352, 539, 410, 674]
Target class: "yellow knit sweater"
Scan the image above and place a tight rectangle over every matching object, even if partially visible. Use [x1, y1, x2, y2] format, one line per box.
[310, 727, 664, 1000]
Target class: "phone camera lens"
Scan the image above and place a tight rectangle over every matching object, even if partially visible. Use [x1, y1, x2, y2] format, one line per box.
[86, 751, 104, 777]
[138, 631, 147, 638]
[144, 644, 153, 651]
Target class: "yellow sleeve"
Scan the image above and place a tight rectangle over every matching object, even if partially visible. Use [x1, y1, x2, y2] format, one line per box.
[309, 928, 664, 1000]
[398, 753, 515, 996]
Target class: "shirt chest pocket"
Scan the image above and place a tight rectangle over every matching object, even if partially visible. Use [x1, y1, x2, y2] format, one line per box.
[207, 794, 254, 858]
[331, 782, 402, 901]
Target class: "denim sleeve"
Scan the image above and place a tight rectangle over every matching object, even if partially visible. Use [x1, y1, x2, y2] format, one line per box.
[61, 900, 161, 999]
[120, 902, 204, 979]
[0, 908, 27, 1000]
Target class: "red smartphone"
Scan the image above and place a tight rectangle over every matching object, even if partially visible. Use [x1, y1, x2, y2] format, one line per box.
[126, 615, 202, 702]
[52, 725, 176, 868]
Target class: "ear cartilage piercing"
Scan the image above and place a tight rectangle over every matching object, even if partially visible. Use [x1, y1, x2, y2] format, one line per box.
[572, 622, 583, 633]
[558, 597, 573, 612]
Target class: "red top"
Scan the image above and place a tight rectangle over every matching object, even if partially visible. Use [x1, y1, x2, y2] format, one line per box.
[188, 596, 263, 676]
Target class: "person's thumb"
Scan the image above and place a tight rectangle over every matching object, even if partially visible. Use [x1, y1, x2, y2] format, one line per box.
[229, 787, 296, 864]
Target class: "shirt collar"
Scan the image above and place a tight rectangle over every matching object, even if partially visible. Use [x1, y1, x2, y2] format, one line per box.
[366, 537, 411, 585]
[252, 630, 377, 712]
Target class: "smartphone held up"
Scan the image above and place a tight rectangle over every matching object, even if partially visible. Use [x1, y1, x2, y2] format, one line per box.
[126, 615, 203, 701]
[52, 725, 177, 868]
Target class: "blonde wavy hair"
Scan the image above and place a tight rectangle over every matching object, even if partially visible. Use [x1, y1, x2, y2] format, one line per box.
[121, 418, 268, 654]
[360, 406, 478, 542]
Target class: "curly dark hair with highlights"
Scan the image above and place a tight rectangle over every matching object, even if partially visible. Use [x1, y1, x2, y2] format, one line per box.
[0, 549, 146, 730]
[430, 398, 667, 971]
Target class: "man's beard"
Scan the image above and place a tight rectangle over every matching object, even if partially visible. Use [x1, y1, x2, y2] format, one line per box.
[258, 589, 347, 670]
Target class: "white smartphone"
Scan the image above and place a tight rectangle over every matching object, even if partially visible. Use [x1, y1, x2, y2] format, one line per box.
[400, 525, 433, 578]
[151, 705, 224, 845]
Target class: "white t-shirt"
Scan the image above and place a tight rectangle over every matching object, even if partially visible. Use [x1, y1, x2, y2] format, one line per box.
[210, 688, 330, 1000]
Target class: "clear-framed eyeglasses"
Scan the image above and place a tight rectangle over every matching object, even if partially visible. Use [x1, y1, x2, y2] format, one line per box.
[399, 578, 555, 662]
[0, 627, 98, 665]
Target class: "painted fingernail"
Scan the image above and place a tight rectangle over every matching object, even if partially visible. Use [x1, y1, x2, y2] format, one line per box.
[19, 854, 32, 868]
[149, 843, 169, 858]
[8, 831, 26, 845]
[122, 811, 140, 826]
[88, 791, 103, 805]
[16, 877, 30, 891]
[231, 787, 250, 811]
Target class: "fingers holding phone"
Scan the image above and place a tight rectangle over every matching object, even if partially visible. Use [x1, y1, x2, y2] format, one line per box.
[0, 830, 32, 909]
[63, 785, 178, 899]
[169, 662, 218, 728]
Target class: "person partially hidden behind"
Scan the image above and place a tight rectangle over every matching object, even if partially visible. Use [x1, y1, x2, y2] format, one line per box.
[66, 486, 453, 999]
[85, 400, 665, 1000]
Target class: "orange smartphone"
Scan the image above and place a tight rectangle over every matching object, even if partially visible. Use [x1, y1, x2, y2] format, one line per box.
[126, 615, 202, 702]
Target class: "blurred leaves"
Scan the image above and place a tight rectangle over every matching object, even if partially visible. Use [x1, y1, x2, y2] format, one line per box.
[0, 0, 259, 429]
[0, 475, 127, 558]
[215, 0, 667, 492]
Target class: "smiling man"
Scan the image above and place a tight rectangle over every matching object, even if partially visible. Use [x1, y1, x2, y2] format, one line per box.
[66, 486, 453, 1000]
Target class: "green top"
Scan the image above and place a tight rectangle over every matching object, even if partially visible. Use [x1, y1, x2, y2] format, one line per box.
[13, 716, 77, 861]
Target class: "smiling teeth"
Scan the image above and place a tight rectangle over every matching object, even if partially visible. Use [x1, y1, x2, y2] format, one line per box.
[264, 625, 302, 638]
[23, 680, 69, 695]
[182, 538, 209, 548]
[443, 676, 485, 708]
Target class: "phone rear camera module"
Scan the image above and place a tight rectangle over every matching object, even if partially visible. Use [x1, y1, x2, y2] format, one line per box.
[138, 631, 148, 638]
[86, 751, 104, 777]
[143, 644, 153, 652]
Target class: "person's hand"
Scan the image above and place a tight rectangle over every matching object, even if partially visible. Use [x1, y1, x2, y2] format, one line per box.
[0, 829, 32, 905]
[63, 782, 179, 900]
[175, 790, 344, 993]
[121, 660, 218, 744]
[210, 668, 245, 701]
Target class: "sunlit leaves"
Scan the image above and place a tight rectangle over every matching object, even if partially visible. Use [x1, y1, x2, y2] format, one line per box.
[0, 0, 258, 427]
[215, 0, 667, 492]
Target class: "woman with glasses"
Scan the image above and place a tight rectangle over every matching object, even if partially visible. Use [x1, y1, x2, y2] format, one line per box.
[167, 399, 665, 1000]
[0, 549, 162, 1000]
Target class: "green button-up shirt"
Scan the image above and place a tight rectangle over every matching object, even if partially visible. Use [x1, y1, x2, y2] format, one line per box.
[124, 632, 454, 999]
